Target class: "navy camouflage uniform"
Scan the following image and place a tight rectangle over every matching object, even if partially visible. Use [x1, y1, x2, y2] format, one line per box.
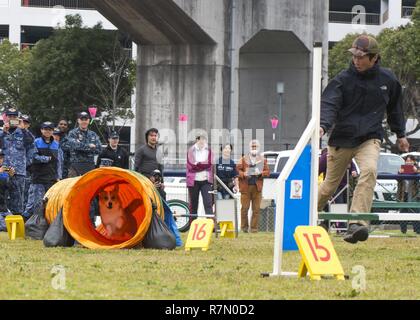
[66, 127, 102, 177]
[0, 127, 33, 214]
[23, 133, 62, 219]
[59, 133, 71, 179]
[22, 128, 35, 208]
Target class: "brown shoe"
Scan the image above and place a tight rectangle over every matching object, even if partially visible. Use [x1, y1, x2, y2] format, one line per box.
[241, 228, 249, 233]
[250, 229, 258, 233]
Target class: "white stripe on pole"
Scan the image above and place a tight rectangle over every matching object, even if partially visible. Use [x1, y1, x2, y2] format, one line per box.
[270, 45, 322, 277]
[310, 46, 322, 226]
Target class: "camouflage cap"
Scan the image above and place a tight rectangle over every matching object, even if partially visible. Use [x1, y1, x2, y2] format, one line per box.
[348, 35, 379, 57]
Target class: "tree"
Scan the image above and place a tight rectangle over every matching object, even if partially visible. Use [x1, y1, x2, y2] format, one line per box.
[21, 14, 135, 130]
[0, 40, 31, 110]
[86, 33, 136, 131]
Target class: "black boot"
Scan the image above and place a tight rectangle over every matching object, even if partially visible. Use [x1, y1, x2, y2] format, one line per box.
[343, 223, 369, 244]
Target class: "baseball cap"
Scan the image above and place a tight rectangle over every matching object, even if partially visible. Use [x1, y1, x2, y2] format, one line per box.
[78, 111, 90, 119]
[41, 121, 55, 129]
[109, 131, 119, 139]
[20, 114, 31, 123]
[348, 35, 379, 57]
[5, 108, 19, 117]
[53, 128, 62, 135]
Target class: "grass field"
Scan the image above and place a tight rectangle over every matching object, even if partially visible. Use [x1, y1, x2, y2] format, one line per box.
[1, 230, 419, 300]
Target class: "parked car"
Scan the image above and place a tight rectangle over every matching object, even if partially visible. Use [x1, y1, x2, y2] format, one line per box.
[262, 150, 404, 202]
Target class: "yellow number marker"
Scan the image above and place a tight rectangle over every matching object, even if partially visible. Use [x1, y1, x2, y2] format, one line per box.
[294, 226, 345, 280]
[185, 218, 214, 251]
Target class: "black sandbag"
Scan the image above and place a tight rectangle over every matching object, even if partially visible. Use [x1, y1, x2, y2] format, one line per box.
[43, 208, 75, 247]
[142, 211, 176, 250]
[0, 211, 12, 232]
[25, 199, 49, 240]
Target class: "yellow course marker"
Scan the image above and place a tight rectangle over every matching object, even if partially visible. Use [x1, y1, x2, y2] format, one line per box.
[185, 218, 214, 251]
[5, 215, 25, 240]
[294, 226, 345, 281]
[219, 221, 235, 238]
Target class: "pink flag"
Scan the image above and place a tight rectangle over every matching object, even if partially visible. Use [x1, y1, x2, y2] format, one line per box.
[179, 114, 188, 122]
[270, 116, 279, 129]
[88, 106, 97, 119]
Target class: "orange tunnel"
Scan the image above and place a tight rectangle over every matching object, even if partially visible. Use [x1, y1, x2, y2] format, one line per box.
[44, 167, 164, 249]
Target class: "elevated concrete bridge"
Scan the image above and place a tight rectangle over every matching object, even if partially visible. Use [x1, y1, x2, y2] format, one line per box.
[89, 0, 328, 154]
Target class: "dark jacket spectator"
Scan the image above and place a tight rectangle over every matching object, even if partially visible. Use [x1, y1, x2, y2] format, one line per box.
[96, 132, 129, 169]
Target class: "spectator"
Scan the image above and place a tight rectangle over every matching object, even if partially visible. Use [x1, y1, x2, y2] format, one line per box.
[237, 139, 270, 233]
[216, 143, 239, 199]
[397, 155, 420, 234]
[134, 128, 165, 198]
[52, 128, 62, 143]
[57, 119, 71, 178]
[0, 148, 14, 231]
[23, 122, 62, 220]
[65, 112, 102, 177]
[0, 107, 33, 214]
[96, 131, 129, 169]
[19, 114, 35, 209]
[186, 133, 214, 217]
[57, 119, 70, 135]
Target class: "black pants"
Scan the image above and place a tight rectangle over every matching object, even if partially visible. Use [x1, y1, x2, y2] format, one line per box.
[188, 181, 213, 216]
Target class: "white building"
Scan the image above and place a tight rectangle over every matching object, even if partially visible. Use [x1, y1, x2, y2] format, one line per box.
[329, 0, 416, 44]
[0, 0, 137, 153]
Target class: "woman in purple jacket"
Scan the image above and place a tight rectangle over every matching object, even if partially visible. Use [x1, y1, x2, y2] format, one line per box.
[186, 134, 214, 217]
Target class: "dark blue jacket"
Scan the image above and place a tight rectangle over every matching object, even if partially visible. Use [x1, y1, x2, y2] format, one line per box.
[320, 62, 405, 148]
[30, 137, 62, 184]
[0, 172, 9, 212]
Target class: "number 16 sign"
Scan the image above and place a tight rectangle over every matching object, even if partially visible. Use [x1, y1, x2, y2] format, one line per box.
[294, 226, 345, 280]
[185, 218, 214, 251]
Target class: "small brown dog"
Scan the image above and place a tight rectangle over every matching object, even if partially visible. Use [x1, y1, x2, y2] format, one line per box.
[98, 184, 138, 241]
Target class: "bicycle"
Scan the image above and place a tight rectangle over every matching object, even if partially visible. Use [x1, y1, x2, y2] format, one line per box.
[167, 199, 192, 232]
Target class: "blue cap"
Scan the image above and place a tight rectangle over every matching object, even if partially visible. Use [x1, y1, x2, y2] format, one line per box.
[41, 121, 55, 129]
[78, 111, 90, 119]
[109, 131, 119, 139]
[20, 114, 31, 123]
[5, 108, 19, 117]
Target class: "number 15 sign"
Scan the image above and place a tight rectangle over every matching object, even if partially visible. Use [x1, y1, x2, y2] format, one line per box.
[294, 226, 345, 280]
[185, 218, 214, 251]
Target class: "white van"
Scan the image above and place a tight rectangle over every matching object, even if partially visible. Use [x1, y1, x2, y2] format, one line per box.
[262, 150, 404, 201]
